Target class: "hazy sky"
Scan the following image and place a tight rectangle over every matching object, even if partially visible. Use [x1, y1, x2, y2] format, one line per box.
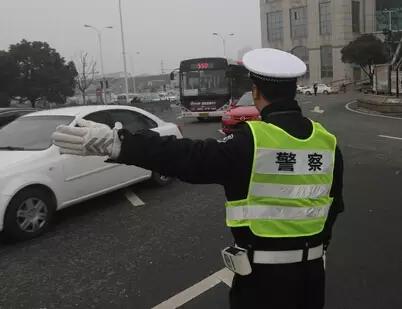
[0, 0, 261, 75]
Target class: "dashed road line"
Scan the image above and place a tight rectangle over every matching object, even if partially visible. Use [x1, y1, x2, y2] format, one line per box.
[379, 134, 402, 141]
[345, 101, 402, 120]
[152, 268, 233, 309]
[125, 190, 145, 207]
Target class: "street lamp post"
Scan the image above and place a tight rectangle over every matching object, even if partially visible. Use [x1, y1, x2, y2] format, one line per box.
[84, 24, 113, 103]
[384, 9, 397, 31]
[118, 0, 130, 103]
[130, 51, 140, 93]
[212, 33, 235, 58]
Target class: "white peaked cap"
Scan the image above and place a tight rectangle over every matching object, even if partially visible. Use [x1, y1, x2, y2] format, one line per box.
[243, 48, 307, 81]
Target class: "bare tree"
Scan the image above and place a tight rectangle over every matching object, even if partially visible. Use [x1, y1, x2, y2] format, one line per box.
[75, 52, 96, 105]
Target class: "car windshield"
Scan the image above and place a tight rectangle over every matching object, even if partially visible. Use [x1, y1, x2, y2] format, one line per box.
[182, 70, 229, 96]
[0, 115, 74, 151]
[236, 92, 254, 107]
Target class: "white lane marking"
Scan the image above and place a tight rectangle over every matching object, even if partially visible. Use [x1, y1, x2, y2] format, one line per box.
[125, 190, 145, 207]
[379, 134, 402, 141]
[300, 100, 312, 104]
[311, 106, 325, 114]
[152, 268, 233, 309]
[345, 101, 402, 120]
[215, 268, 234, 288]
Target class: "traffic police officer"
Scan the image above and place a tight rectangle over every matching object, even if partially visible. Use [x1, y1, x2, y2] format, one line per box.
[53, 48, 344, 309]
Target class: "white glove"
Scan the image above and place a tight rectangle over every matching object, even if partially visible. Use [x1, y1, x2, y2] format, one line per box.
[52, 119, 122, 158]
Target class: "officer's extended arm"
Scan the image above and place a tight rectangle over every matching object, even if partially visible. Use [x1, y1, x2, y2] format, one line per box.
[52, 119, 250, 185]
[112, 128, 245, 185]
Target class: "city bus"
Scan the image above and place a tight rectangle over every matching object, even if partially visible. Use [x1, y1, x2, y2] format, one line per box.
[176, 57, 251, 120]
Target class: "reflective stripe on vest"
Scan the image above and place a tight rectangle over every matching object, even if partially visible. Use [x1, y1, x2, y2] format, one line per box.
[226, 204, 331, 221]
[250, 183, 331, 199]
[225, 120, 337, 238]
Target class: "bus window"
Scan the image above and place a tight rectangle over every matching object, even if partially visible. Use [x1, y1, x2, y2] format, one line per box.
[182, 69, 228, 96]
[199, 70, 227, 95]
[182, 72, 200, 96]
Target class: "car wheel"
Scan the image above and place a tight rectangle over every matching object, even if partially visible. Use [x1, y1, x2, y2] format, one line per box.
[323, 90, 329, 95]
[3, 188, 55, 241]
[151, 172, 173, 186]
[305, 91, 312, 95]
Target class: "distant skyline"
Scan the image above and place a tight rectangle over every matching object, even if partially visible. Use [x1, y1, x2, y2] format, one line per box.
[0, 0, 261, 75]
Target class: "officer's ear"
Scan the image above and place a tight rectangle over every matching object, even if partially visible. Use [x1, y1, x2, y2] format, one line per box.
[252, 84, 260, 101]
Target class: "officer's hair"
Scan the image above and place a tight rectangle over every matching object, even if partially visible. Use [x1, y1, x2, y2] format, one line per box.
[251, 76, 297, 103]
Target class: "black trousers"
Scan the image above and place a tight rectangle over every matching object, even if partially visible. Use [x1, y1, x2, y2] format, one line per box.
[229, 258, 325, 309]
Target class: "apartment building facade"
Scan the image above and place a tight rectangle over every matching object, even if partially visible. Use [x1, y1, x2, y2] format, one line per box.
[260, 0, 377, 85]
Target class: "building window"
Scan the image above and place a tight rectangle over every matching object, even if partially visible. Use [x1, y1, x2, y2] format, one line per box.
[320, 46, 333, 78]
[267, 11, 283, 42]
[376, 9, 402, 32]
[290, 7, 308, 39]
[352, 1, 360, 33]
[319, 1, 332, 35]
[291, 46, 310, 79]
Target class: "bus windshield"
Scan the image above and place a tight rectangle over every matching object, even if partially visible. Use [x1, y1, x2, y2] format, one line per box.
[182, 70, 229, 96]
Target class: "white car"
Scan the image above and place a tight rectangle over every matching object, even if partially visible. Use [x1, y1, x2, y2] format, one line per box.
[167, 94, 178, 102]
[301, 84, 335, 95]
[296, 85, 308, 94]
[0, 105, 182, 241]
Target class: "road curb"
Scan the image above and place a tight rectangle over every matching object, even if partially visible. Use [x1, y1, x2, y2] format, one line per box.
[345, 101, 402, 120]
[357, 95, 402, 114]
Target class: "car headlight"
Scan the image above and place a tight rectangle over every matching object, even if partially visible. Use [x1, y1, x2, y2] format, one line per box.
[222, 114, 232, 121]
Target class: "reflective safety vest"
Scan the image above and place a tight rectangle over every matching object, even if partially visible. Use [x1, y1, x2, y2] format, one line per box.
[226, 120, 337, 238]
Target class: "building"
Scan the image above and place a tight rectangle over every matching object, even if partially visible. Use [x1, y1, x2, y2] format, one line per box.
[133, 74, 173, 93]
[79, 74, 174, 95]
[260, 0, 379, 85]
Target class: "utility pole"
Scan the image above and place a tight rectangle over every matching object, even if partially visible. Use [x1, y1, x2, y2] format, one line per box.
[118, 0, 130, 103]
[161, 60, 165, 74]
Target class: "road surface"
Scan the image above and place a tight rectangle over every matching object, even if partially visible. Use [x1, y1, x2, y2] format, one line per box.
[0, 93, 401, 309]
